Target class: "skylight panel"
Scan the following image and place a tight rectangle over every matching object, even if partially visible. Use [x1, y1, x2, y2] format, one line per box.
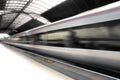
[6, 1, 27, 4]
[10, 14, 32, 29]
[32, 0, 51, 8]
[0, 10, 5, 15]
[26, 6, 44, 12]
[5, 0, 28, 11]
[29, 3, 48, 11]
[39, 0, 65, 7]
[25, 8, 43, 14]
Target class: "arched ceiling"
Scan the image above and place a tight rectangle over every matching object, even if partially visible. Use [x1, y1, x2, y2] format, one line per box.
[0, 0, 66, 34]
[0, 0, 119, 35]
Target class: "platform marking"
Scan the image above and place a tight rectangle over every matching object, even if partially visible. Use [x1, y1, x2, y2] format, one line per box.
[36, 56, 55, 63]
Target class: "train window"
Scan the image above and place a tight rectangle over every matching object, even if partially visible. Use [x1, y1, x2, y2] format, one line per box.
[10, 37, 21, 41]
[74, 27, 110, 38]
[73, 20, 120, 39]
[109, 25, 120, 38]
[41, 31, 69, 40]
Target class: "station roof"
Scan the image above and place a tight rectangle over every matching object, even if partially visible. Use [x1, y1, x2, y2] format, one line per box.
[0, 0, 119, 35]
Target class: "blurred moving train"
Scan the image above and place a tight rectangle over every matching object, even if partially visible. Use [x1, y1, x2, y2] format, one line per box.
[4, 1, 120, 78]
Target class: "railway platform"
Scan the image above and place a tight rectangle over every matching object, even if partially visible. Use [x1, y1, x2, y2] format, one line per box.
[0, 44, 74, 80]
[0, 43, 118, 80]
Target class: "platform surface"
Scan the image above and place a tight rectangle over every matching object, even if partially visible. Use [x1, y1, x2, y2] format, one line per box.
[0, 44, 74, 80]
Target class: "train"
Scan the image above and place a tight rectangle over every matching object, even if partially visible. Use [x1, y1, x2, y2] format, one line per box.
[4, 1, 120, 78]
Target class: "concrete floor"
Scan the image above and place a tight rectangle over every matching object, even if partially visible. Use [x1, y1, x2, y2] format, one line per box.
[0, 44, 74, 80]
